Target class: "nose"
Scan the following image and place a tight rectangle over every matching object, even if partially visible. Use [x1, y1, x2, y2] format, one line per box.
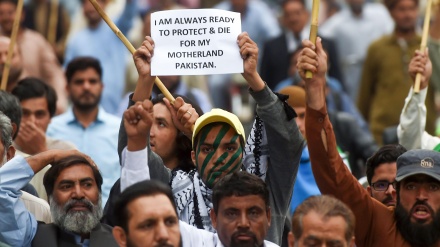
[385, 183, 396, 195]
[416, 186, 429, 201]
[72, 183, 85, 199]
[237, 213, 250, 229]
[213, 151, 228, 165]
[155, 222, 170, 243]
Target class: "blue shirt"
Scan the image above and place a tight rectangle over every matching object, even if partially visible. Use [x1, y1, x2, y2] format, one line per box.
[64, 1, 136, 115]
[47, 107, 121, 205]
[0, 156, 92, 247]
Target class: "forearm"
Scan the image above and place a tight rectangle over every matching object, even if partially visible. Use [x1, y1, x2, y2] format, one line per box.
[121, 147, 150, 192]
[306, 77, 327, 110]
[243, 71, 265, 92]
[132, 76, 154, 102]
[25, 150, 56, 174]
[398, 87, 427, 149]
[0, 156, 37, 247]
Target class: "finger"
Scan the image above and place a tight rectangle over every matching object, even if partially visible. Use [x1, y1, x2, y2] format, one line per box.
[315, 37, 327, 61]
[173, 97, 185, 110]
[177, 103, 192, 122]
[301, 39, 315, 50]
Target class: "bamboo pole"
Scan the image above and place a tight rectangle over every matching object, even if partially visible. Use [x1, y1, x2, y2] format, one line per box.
[47, 0, 59, 45]
[87, 0, 175, 104]
[0, 0, 24, 91]
[305, 0, 320, 79]
[414, 0, 433, 93]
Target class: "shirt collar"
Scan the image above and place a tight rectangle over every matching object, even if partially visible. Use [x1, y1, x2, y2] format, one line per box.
[66, 106, 106, 125]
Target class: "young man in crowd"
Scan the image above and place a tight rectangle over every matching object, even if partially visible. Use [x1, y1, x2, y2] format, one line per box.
[112, 172, 278, 247]
[289, 195, 356, 247]
[298, 36, 440, 246]
[113, 32, 305, 246]
[47, 57, 120, 205]
[365, 144, 407, 207]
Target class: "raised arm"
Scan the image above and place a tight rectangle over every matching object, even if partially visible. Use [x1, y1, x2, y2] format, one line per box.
[298, 38, 387, 246]
[398, 48, 440, 150]
[0, 150, 87, 246]
[238, 32, 305, 245]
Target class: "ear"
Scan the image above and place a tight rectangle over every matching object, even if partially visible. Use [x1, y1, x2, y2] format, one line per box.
[366, 186, 372, 195]
[288, 232, 295, 247]
[266, 207, 272, 227]
[112, 226, 128, 247]
[191, 150, 196, 167]
[210, 209, 218, 230]
[11, 122, 18, 139]
[6, 145, 15, 161]
[349, 236, 355, 247]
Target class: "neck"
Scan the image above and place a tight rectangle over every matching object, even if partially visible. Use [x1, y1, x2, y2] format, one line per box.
[394, 28, 416, 40]
[73, 106, 99, 128]
[164, 157, 179, 171]
[88, 20, 101, 29]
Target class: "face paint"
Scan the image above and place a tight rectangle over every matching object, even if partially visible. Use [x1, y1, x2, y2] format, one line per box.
[195, 124, 243, 188]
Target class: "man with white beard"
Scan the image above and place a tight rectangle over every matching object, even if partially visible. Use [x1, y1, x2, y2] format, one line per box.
[0, 147, 118, 246]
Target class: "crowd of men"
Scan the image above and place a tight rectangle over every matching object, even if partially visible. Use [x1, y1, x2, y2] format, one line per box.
[0, 0, 440, 246]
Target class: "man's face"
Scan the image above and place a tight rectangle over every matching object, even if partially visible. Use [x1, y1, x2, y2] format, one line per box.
[115, 194, 181, 247]
[231, 0, 248, 13]
[288, 211, 354, 247]
[211, 195, 271, 247]
[150, 103, 178, 169]
[67, 68, 103, 111]
[395, 174, 440, 246]
[83, 0, 107, 27]
[283, 1, 309, 34]
[0, 2, 16, 34]
[367, 162, 397, 207]
[20, 97, 51, 132]
[0, 38, 23, 85]
[50, 164, 102, 235]
[390, 0, 418, 33]
[293, 107, 305, 138]
[192, 124, 243, 188]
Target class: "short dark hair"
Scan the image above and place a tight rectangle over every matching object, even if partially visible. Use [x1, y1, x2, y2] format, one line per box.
[113, 180, 176, 233]
[0, 0, 18, 6]
[65, 57, 102, 83]
[0, 90, 21, 139]
[43, 155, 103, 199]
[152, 94, 203, 172]
[212, 171, 269, 214]
[292, 195, 355, 243]
[366, 144, 407, 185]
[282, 0, 306, 9]
[11, 77, 58, 117]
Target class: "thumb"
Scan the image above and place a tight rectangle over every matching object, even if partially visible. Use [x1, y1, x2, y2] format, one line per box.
[315, 37, 325, 56]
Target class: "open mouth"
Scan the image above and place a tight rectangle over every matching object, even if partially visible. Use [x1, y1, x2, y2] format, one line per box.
[411, 204, 432, 221]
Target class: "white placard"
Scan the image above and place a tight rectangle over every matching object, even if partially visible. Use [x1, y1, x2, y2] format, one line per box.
[151, 9, 243, 76]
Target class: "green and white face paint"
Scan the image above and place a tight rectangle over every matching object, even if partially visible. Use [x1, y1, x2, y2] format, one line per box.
[195, 123, 243, 188]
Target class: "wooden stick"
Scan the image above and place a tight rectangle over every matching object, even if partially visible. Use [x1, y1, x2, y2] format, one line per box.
[305, 0, 320, 79]
[47, 0, 59, 45]
[414, 0, 433, 93]
[87, 0, 175, 104]
[0, 0, 24, 91]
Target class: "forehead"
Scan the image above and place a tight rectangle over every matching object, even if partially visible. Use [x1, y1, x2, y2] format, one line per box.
[153, 103, 172, 119]
[54, 164, 96, 184]
[301, 211, 347, 240]
[218, 194, 266, 211]
[373, 162, 396, 179]
[21, 97, 48, 110]
[71, 68, 100, 80]
[199, 124, 240, 144]
[127, 194, 177, 221]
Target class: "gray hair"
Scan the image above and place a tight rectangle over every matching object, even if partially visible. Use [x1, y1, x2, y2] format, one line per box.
[0, 111, 13, 152]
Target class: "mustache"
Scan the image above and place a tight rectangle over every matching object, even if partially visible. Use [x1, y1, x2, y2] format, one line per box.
[382, 195, 395, 204]
[411, 200, 435, 215]
[79, 91, 96, 98]
[231, 229, 258, 240]
[64, 198, 94, 212]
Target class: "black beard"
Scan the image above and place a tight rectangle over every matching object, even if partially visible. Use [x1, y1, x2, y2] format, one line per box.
[395, 201, 440, 247]
[229, 230, 262, 247]
[71, 93, 101, 112]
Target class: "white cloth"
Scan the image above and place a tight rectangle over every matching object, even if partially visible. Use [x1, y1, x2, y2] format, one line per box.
[20, 190, 51, 224]
[397, 87, 440, 150]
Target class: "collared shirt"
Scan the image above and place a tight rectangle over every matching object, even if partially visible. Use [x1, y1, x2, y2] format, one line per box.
[47, 107, 121, 205]
[320, 3, 394, 101]
[64, 1, 136, 115]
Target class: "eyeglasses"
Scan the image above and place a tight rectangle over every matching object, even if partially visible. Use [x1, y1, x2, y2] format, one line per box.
[371, 181, 397, 191]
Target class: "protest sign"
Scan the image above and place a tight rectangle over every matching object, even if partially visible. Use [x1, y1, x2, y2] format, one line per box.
[151, 9, 242, 76]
